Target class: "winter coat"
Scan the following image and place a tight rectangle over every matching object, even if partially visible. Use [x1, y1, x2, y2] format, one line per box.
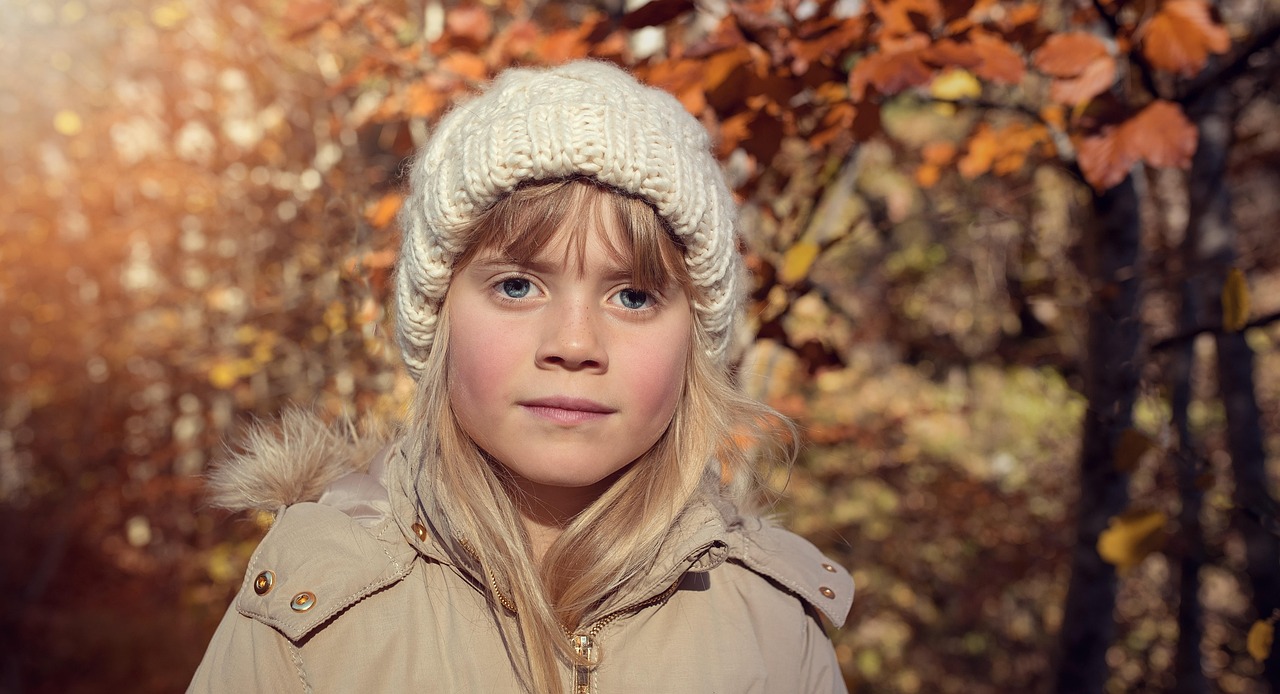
[189, 414, 854, 693]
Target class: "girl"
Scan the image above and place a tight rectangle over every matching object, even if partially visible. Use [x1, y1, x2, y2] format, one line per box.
[192, 60, 853, 693]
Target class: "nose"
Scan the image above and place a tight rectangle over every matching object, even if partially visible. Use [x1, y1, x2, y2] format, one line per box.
[536, 297, 607, 372]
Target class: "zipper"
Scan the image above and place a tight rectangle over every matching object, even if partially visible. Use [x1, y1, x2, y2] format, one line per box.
[567, 577, 682, 693]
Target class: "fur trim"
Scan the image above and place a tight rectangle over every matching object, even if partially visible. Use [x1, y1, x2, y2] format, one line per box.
[207, 408, 394, 512]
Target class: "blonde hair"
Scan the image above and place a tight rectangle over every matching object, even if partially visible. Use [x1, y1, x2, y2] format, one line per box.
[399, 179, 792, 694]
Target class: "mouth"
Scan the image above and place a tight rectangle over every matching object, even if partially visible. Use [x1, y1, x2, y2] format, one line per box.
[519, 396, 617, 425]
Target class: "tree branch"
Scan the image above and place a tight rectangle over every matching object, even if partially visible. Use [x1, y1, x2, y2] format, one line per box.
[1150, 309, 1280, 352]
[1090, 0, 1164, 101]
[1180, 19, 1280, 109]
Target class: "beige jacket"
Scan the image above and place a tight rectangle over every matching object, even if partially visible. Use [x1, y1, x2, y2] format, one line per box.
[190, 417, 853, 693]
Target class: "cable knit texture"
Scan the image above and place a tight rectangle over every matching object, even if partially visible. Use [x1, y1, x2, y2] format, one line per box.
[395, 60, 744, 380]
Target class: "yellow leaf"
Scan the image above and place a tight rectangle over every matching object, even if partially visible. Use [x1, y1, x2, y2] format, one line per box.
[208, 361, 239, 389]
[1247, 620, 1274, 662]
[780, 242, 821, 285]
[930, 69, 982, 101]
[1222, 268, 1249, 332]
[1114, 428, 1155, 473]
[1097, 509, 1167, 572]
[53, 110, 82, 136]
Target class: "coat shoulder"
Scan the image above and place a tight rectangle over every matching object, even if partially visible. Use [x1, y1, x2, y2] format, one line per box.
[205, 407, 394, 512]
[232, 501, 417, 642]
[728, 520, 854, 628]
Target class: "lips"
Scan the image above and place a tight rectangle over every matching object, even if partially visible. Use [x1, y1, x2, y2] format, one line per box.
[519, 396, 617, 425]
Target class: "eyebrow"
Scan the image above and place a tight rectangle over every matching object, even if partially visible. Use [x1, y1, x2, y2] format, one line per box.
[469, 256, 636, 283]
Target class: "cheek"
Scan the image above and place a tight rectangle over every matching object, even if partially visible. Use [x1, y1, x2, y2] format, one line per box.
[622, 320, 691, 426]
[446, 310, 520, 419]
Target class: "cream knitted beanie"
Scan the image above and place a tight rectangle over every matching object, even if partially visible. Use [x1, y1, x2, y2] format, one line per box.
[395, 60, 744, 380]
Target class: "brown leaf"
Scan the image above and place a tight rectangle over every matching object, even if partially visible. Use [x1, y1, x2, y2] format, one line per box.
[1114, 428, 1155, 472]
[1048, 54, 1116, 105]
[849, 34, 933, 99]
[1033, 32, 1109, 78]
[810, 102, 857, 150]
[1140, 0, 1230, 77]
[788, 17, 867, 75]
[622, 0, 694, 30]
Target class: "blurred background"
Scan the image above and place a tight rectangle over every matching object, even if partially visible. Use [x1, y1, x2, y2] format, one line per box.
[1, 0, 1278, 691]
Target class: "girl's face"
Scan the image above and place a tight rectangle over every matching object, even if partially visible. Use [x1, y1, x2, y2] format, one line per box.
[445, 208, 692, 508]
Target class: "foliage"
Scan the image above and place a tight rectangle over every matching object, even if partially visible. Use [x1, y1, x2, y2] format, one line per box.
[2, 0, 1279, 692]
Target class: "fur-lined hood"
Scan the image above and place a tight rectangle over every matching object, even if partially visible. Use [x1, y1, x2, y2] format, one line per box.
[206, 408, 392, 513]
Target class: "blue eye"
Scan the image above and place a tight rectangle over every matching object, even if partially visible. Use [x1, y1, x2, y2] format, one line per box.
[500, 278, 532, 298]
[617, 288, 652, 310]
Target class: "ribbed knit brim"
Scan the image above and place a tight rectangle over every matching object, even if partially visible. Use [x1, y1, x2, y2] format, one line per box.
[395, 60, 743, 380]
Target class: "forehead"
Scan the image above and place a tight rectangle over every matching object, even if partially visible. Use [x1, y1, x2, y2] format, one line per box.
[455, 179, 689, 290]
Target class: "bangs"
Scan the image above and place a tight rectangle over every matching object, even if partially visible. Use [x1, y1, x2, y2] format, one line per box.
[454, 179, 689, 292]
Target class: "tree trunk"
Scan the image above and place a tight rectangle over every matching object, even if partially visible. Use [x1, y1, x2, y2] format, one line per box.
[1186, 86, 1280, 689]
[1054, 175, 1145, 694]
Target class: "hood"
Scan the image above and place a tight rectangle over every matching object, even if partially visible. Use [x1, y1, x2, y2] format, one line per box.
[206, 408, 393, 513]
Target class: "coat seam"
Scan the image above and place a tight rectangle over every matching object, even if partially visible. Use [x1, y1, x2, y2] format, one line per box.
[288, 641, 312, 694]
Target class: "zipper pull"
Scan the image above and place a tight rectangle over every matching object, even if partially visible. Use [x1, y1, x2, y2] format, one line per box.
[571, 634, 597, 694]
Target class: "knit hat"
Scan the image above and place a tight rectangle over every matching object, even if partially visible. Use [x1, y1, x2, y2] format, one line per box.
[395, 60, 744, 380]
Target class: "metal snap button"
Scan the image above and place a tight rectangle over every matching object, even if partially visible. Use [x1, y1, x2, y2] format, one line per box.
[412, 522, 428, 541]
[822, 563, 837, 573]
[253, 570, 275, 595]
[819, 586, 836, 599]
[290, 591, 317, 612]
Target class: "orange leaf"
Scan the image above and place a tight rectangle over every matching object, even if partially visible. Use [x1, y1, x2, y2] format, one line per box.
[1077, 129, 1132, 191]
[1126, 100, 1198, 168]
[438, 52, 487, 82]
[283, 0, 334, 39]
[364, 192, 404, 229]
[922, 140, 957, 165]
[1049, 54, 1116, 105]
[1077, 100, 1198, 190]
[402, 83, 447, 119]
[642, 58, 710, 115]
[1033, 32, 1110, 78]
[970, 31, 1026, 84]
[445, 5, 492, 46]
[870, 0, 943, 37]
[925, 38, 982, 68]
[916, 162, 942, 188]
[1139, 0, 1231, 77]
[958, 122, 1049, 179]
[959, 123, 999, 178]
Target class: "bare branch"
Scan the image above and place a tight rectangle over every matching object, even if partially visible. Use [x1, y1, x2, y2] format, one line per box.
[1090, 0, 1164, 100]
[1180, 19, 1280, 109]
[1150, 309, 1280, 352]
